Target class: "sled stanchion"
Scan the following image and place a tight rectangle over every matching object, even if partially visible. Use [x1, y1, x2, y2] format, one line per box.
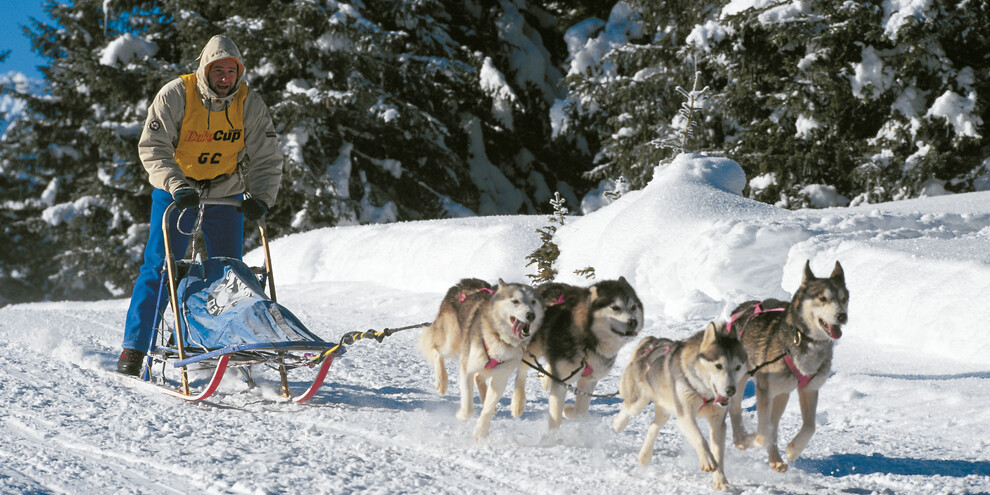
[162, 202, 191, 395]
[258, 219, 290, 397]
[258, 219, 277, 302]
[279, 360, 291, 398]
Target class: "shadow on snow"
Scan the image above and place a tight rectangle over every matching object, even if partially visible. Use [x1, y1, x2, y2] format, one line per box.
[795, 453, 990, 478]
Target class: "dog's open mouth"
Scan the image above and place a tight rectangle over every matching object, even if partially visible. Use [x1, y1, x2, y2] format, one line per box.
[820, 318, 843, 339]
[611, 326, 638, 337]
[715, 395, 729, 406]
[510, 316, 530, 340]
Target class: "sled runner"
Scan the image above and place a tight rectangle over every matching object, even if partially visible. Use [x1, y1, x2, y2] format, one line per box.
[141, 198, 341, 402]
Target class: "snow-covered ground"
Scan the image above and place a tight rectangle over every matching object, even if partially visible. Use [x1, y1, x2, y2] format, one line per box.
[2, 154, 989, 494]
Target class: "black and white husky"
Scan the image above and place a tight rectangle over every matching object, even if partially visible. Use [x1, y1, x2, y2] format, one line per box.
[510, 277, 643, 429]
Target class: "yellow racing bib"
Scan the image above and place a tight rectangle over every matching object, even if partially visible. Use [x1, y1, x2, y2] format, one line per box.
[174, 73, 247, 181]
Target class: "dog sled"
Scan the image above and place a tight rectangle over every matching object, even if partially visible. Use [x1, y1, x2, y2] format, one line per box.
[139, 198, 343, 402]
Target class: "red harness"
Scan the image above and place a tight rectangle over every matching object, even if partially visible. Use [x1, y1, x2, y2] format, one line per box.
[482, 338, 501, 369]
[459, 287, 494, 303]
[726, 302, 785, 338]
[784, 355, 814, 387]
[728, 302, 816, 388]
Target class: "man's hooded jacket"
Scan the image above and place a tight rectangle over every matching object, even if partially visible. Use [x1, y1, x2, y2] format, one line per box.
[138, 35, 283, 208]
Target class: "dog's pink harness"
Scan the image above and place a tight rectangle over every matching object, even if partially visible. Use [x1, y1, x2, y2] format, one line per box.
[784, 355, 814, 387]
[482, 339, 501, 369]
[727, 302, 816, 388]
[726, 302, 785, 338]
[459, 287, 494, 303]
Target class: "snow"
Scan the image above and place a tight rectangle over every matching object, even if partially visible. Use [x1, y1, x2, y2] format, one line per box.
[3, 153, 990, 494]
[927, 90, 983, 139]
[98, 33, 158, 67]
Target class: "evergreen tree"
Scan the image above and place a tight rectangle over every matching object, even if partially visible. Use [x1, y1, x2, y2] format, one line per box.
[0, 0, 583, 303]
[556, 0, 989, 204]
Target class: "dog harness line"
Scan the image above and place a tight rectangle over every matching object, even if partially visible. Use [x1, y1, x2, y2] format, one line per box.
[458, 287, 494, 303]
[729, 301, 816, 387]
[726, 302, 785, 338]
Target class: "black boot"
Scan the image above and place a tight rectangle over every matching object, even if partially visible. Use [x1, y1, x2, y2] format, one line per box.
[116, 348, 146, 376]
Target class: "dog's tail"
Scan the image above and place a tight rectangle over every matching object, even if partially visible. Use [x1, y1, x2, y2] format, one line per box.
[621, 337, 666, 403]
[417, 300, 453, 358]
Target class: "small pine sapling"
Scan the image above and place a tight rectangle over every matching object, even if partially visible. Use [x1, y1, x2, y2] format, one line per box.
[574, 267, 596, 280]
[649, 71, 709, 157]
[526, 192, 568, 285]
[604, 176, 627, 201]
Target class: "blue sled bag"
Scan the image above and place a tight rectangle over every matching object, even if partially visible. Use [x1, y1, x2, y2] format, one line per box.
[176, 257, 324, 349]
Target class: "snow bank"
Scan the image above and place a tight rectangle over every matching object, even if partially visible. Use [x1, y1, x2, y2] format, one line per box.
[256, 153, 990, 366]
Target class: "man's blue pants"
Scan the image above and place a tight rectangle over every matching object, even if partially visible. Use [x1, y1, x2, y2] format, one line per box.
[121, 188, 243, 352]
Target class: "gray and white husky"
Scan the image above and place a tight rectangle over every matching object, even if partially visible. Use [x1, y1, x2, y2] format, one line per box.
[727, 260, 849, 472]
[418, 278, 546, 441]
[613, 322, 748, 491]
[510, 277, 643, 429]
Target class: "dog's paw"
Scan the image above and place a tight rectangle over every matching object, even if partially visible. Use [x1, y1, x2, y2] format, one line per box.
[770, 460, 789, 473]
[733, 432, 755, 450]
[786, 438, 810, 461]
[562, 404, 581, 420]
[455, 408, 473, 423]
[752, 433, 768, 447]
[472, 423, 489, 443]
[613, 413, 629, 432]
[699, 455, 718, 473]
[711, 472, 730, 491]
[434, 379, 447, 395]
[637, 448, 654, 467]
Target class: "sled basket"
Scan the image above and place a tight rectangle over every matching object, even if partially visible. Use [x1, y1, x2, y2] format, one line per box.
[145, 198, 340, 402]
[177, 256, 325, 351]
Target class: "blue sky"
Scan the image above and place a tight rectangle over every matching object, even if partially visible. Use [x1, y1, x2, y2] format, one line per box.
[1, 0, 48, 79]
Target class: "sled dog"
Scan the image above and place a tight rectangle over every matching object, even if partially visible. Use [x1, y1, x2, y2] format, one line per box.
[418, 278, 546, 441]
[613, 322, 748, 490]
[510, 277, 643, 429]
[727, 260, 848, 472]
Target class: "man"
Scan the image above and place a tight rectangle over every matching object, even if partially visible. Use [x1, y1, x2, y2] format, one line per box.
[117, 35, 284, 376]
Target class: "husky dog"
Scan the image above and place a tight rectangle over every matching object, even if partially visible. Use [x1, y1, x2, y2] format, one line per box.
[510, 277, 643, 429]
[613, 322, 748, 490]
[727, 260, 848, 472]
[418, 278, 546, 441]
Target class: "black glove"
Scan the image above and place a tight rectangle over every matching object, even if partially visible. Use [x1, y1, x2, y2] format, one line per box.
[240, 198, 269, 222]
[173, 187, 199, 210]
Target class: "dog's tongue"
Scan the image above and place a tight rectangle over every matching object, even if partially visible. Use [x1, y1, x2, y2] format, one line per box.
[512, 319, 526, 340]
[827, 322, 843, 339]
[715, 395, 729, 406]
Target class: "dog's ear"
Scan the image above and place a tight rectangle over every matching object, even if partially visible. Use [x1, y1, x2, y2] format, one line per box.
[830, 261, 844, 284]
[702, 321, 718, 346]
[802, 260, 815, 283]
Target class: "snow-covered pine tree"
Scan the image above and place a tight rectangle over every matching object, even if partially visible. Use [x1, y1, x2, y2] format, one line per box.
[0, 0, 171, 302]
[555, 0, 989, 205]
[554, 0, 725, 190]
[713, 0, 989, 206]
[0, 0, 586, 302]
